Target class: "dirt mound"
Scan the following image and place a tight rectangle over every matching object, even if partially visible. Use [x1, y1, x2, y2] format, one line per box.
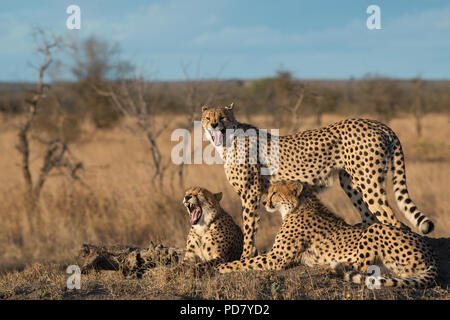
[78, 243, 185, 278]
[0, 238, 448, 300]
[77, 237, 450, 287]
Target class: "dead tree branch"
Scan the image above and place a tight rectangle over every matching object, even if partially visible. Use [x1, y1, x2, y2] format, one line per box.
[284, 88, 305, 133]
[15, 28, 84, 211]
[177, 61, 224, 187]
[94, 76, 169, 188]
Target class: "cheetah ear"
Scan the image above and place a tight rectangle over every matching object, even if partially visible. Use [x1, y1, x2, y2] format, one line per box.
[214, 192, 223, 202]
[294, 182, 304, 198]
[201, 105, 208, 112]
[225, 102, 234, 110]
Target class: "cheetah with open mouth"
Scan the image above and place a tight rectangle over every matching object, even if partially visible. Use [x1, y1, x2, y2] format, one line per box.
[181, 187, 243, 270]
[201, 103, 435, 258]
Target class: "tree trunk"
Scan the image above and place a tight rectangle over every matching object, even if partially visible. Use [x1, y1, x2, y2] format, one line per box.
[415, 114, 423, 138]
[316, 111, 322, 126]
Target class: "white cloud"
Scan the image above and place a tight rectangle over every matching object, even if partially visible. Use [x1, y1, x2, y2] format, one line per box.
[191, 6, 450, 52]
[193, 26, 302, 47]
[82, 0, 227, 45]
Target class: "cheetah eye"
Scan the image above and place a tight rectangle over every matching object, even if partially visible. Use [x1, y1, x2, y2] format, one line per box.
[206, 117, 210, 121]
[219, 116, 225, 121]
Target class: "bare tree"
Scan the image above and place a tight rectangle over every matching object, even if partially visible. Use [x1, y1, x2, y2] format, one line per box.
[360, 74, 403, 124]
[94, 76, 169, 188]
[412, 77, 431, 138]
[313, 95, 324, 126]
[176, 61, 224, 187]
[283, 88, 305, 133]
[15, 28, 83, 213]
[68, 36, 134, 128]
[93, 57, 224, 190]
[271, 70, 317, 131]
[178, 63, 205, 187]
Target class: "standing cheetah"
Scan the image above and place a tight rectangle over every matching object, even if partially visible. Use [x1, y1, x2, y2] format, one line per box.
[201, 104, 434, 258]
[216, 181, 439, 289]
[181, 187, 243, 270]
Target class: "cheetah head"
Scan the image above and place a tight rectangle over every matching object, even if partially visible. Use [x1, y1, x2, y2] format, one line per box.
[201, 103, 237, 147]
[183, 187, 223, 227]
[262, 181, 304, 219]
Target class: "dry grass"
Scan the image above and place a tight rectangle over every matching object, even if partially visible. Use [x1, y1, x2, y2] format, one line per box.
[0, 112, 449, 299]
[1, 259, 449, 300]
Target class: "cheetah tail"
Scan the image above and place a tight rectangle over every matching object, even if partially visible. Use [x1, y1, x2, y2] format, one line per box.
[390, 138, 434, 234]
[343, 267, 438, 289]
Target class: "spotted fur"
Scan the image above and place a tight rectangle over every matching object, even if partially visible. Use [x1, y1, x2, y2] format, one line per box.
[201, 104, 434, 258]
[181, 187, 243, 271]
[216, 181, 439, 289]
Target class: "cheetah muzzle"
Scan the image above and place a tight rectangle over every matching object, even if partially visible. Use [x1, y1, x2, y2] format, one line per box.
[183, 198, 203, 225]
[209, 129, 225, 147]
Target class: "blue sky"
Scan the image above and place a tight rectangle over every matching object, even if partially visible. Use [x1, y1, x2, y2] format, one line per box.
[1, 0, 450, 81]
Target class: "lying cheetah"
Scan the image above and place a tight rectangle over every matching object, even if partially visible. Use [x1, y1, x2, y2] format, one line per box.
[216, 181, 438, 288]
[181, 187, 243, 270]
[201, 103, 434, 258]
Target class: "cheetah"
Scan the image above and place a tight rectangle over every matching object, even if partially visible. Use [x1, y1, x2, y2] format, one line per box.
[201, 103, 434, 258]
[181, 187, 243, 270]
[216, 181, 439, 289]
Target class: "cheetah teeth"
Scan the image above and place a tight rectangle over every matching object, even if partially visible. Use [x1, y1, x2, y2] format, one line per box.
[209, 130, 224, 146]
[189, 205, 202, 225]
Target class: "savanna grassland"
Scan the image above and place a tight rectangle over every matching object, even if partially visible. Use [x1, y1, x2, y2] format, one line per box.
[0, 111, 449, 300]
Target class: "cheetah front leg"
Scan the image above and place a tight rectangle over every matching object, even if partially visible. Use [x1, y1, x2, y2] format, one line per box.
[216, 248, 299, 273]
[217, 235, 302, 273]
[240, 185, 261, 259]
[182, 230, 202, 263]
[216, 254, 271, 273]
[186, 258, 226, 277]
[229, 164, 263, 259]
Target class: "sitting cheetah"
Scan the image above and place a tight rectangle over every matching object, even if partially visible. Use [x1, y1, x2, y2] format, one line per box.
[181, 187, 243, 271]
[216, 181, 438, 288]
[201, 103, 434, 258]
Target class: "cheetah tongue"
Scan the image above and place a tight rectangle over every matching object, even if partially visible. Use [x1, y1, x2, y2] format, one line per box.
[190, 206, 202, 225]
[211, 130, 223, 147]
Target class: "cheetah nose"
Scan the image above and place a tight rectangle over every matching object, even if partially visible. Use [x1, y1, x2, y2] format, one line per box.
[211, 122, 218, 129]
[262, 201, 267, 206]
[184, 195, 192, 202]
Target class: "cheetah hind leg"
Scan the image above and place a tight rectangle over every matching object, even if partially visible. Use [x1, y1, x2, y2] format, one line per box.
[338, 170, 378, 227]
[343, 269, 436, 289]
[330, 261, 353, 276]
[342, 257, 437, 289]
